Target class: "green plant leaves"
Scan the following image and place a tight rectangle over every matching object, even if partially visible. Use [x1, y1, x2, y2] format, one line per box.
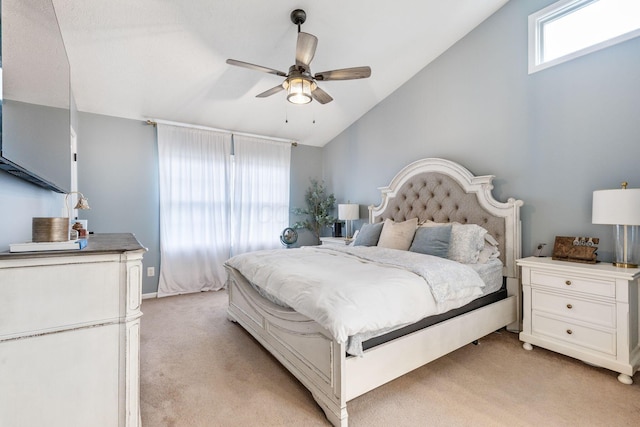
[291, 178, 336, 244]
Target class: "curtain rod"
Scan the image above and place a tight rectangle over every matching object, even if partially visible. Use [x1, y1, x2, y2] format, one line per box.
[145, 119, 298, 147]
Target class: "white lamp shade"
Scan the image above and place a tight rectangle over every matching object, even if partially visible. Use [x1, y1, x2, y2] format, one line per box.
[592, 189, 640, 225]
[338, 204, 359, 221]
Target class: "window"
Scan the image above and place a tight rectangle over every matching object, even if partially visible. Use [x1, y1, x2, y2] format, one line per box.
[529, 0, 640, 73]
[156, 124, 291, 296]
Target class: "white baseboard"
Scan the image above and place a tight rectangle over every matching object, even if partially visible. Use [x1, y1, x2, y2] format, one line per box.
[142, 292, 157, 300]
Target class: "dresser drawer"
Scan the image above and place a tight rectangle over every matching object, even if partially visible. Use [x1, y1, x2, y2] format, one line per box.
[532, 312, 616, 355]
[532, 289, 616, 328]
[530, 270, 614, 298]
[0, 261, 120, 338]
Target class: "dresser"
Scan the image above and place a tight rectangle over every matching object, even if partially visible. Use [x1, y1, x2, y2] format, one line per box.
[0, 233, 146, 426]
[518, 256, 640, 384]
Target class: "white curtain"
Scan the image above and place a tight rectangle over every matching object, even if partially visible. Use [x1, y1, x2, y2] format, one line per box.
[156, 124, 292, 297]
[157, 124, 232, 297]
[231, 135, 291, 254]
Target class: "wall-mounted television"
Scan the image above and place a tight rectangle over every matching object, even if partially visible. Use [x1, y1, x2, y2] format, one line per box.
[0, 0, 72, 193]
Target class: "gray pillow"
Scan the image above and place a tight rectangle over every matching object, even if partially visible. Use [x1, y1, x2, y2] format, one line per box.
[353, 222, 384, 246]
[409, 225, 452, 258]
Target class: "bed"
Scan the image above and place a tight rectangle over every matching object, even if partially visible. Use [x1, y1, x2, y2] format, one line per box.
[225, 158, 523, 426]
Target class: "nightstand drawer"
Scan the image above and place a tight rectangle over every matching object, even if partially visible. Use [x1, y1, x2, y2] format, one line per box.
[532, 312, 616, 355]
[530, 270, 614, 298]
[532, 289, 616, 328]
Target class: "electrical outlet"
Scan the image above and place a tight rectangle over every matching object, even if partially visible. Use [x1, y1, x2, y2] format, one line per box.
[147, 267, 155, 277]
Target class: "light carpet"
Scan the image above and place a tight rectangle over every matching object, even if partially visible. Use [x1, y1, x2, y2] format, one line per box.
[140, 290, 640, 426]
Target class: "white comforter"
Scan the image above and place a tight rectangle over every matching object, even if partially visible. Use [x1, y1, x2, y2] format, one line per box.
[226, 246, 486, 350]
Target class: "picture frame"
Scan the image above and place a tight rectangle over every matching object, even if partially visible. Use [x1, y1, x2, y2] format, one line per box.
[551, 236, 599, 264]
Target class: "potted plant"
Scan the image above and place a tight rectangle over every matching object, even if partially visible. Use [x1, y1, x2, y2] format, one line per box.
[292, 179, 336, 245]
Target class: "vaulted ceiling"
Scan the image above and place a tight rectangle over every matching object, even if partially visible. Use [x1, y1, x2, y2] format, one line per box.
[47, 0, 508, 146]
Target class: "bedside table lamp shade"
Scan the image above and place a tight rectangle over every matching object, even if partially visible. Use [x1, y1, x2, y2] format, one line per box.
[592, 185, 640, 268]
[338, 203, 359, 239]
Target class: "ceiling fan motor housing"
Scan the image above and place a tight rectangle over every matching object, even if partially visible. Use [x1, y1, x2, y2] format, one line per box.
[290, 9, 307, 27]
[226, 8, 370, 104]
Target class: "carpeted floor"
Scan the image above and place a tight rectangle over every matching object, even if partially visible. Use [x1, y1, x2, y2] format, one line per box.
[140, 290, 640, 426]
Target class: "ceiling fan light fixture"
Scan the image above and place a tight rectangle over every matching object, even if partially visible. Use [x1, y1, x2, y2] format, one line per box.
[226, 9, 371, 105]
[285, 76, 315, 104]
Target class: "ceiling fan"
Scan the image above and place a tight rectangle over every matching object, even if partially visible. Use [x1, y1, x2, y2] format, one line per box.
[226, 9, 371, 105]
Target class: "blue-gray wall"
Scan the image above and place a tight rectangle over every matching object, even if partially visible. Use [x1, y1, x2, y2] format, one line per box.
[0, 110, 322, 295]
[323, 0, 640, 262]
[0, 172, 64, 246]
[76, 112, 322, 294]
[77, 112, 160, 294]
[2, 0, 638, 291]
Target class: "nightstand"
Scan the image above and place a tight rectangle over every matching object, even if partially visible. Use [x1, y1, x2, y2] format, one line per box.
[518, 256, 640, 384]
[320, 237, 352, 246]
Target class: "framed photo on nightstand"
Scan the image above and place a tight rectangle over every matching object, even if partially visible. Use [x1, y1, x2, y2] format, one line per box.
[551, 236, 598, 264]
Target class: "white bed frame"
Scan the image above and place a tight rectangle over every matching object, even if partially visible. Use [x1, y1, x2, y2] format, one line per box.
[226, 158, 523, 426]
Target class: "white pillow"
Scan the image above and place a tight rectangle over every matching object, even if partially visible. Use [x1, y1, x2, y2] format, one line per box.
[377, 218, 418, 250]
[477, 241, 500, 264]
[484, 233, 499, 247]
[422, 221, 488, 263]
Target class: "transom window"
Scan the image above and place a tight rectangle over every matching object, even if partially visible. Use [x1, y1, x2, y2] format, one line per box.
[529, 0, 640, 73]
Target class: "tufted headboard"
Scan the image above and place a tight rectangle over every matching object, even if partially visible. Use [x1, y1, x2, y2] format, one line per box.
[369, 158, 523, 281]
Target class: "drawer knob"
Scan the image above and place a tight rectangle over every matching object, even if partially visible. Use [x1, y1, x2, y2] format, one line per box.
[565, 280, 572, 286]
[566, 329, 573, 335]
[566, 304, 573, 309]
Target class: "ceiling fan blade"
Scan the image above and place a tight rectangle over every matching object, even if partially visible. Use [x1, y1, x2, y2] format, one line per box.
[314, 66, 371, 81]
[226, 59, 287, 77]
[311, 86, 333, 104]
[295, 32, 318, 69]
[256, 84, 285, 98]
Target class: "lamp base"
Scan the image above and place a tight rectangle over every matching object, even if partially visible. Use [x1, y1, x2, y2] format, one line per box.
[613, 224, 640, 269]
[612, 262, 639, 268]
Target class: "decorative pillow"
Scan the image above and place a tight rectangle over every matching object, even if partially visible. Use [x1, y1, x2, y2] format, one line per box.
[353, 222, 384, 246]
[377, 218, 419, 251]
[476, 233, 500, 263]
[449, 224, 488, 263]
[409, 225, 452, 258]
[422, 221, 488, 263]
[484, 233, 499, 247]
[477, 241, 501, 264]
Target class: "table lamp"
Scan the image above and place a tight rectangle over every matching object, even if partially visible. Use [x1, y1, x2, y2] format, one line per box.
[338, 203, 359, 239]
[65, 191, 91, 218]
[592, 182, 640, 268]
[32, 191, 91, 242]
